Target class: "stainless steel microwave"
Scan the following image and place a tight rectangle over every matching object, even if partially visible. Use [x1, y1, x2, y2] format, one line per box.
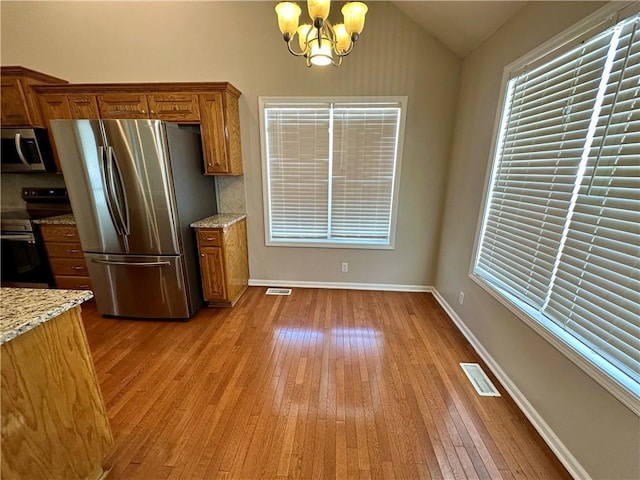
[1, 128, 57, 173]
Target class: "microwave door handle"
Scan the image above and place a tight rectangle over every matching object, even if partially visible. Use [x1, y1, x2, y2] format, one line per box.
[108, 146, 131, 236]
[100, 146, 124, 236]
[14, 133, 32, 169]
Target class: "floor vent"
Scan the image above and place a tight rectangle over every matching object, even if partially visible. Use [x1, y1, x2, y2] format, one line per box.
[265, 288, 292, 296]
[460, 363, 500, 397]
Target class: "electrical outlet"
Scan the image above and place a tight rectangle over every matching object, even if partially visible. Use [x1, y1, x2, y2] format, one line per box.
[341, 262, 349, 273]
[459, 291, 465, 305]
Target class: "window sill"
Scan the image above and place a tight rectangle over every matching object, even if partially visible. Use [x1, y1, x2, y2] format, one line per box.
[469, 271, 640, 417]
[266, 238, 395, 250]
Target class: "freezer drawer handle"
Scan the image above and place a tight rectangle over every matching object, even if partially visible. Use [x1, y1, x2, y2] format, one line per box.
[90, 259, 171, 267]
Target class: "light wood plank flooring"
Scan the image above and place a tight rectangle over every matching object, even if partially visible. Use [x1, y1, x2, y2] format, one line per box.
[81, 287, 571, 479]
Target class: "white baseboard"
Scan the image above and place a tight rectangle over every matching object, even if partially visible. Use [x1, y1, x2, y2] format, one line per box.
[431, 289, 590, 480]
[249, 279, 432, 293]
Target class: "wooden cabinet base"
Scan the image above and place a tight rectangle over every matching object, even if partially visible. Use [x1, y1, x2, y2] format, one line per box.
[206, 284, 248, 307]
[1, 306, 113, 479]
[195, 219, 249, 307]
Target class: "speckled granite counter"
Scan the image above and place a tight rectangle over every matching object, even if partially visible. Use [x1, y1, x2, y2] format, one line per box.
[33, 213, 76, 225]
[0, 288, 93, 344]
[190, 213, 246, 229]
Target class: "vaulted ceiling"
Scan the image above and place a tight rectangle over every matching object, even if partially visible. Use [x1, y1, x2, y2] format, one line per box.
[391, 1, 527, 57]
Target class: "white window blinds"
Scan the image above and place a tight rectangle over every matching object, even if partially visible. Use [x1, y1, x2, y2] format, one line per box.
[475, 12, 640, 395]
[262, 100, 404, 247]
[265, 105, 330, 239]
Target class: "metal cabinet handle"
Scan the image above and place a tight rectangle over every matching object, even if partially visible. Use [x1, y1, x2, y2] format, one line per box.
[72, 266, 85, 270]
[64, 233, 75, 237]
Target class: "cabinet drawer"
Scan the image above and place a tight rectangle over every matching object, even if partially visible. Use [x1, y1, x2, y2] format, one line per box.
[40, 225, 81, 243]
[45, 242, 84, 258]
[97, 94, 149, 119]
[50, 258, 89, 276]
[55, 275, 92, 291]
[148, 93, 200, 122]
[197, 229, 222, 247]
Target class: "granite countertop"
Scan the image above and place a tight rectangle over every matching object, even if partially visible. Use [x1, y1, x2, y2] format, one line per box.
[0, 288, 94, 345]
[190, 213, 246, 229]
[33, 213, 76, 225]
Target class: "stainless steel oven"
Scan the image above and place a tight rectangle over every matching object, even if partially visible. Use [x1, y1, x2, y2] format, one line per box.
[0, 188, 72, 288]
[0, 214, 53, 287]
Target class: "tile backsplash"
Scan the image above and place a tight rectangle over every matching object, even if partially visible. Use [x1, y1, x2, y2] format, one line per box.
[215, 176, 246, 214]
[1, 173, 67, 210]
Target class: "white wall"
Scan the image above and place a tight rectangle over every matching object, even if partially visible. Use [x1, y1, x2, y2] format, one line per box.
[0, 0, 461, 289]
[435, 2, 640, 479]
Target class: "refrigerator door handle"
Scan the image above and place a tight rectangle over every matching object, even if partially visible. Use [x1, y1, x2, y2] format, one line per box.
[90, 258, 172, 267]
[99, 145, 124, 236]
[108, 146, 131, 236]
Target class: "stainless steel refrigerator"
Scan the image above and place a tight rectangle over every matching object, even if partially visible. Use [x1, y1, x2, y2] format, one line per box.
[50, 119, 217, 319]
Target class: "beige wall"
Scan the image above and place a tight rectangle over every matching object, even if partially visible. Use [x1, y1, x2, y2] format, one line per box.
[435, 2, 640, 479]
[1, 0, 461, 288]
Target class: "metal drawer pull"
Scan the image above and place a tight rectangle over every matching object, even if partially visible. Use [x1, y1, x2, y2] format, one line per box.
[72, 266, 85, 270]
[68, 249, 80, 253]
[64, 233, 75, 237]
[91, 259, 171, 267]
[205, 237, 216, 241]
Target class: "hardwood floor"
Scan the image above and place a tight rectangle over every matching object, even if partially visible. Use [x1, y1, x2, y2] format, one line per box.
[81, 287, 571, 480]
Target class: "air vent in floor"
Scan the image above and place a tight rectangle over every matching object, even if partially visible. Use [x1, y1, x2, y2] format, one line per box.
[460, 363, 500, 396]
[265, 288, 292, 296]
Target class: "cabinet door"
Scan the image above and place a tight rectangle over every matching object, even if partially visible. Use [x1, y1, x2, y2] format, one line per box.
[97, 93, 149, 119]
[199, 246, 227, 301]
[1, 77, 30, 126]
[39, 94, 73, 120]
[38, 94, 73, 173]
[148, 93, 200, 122]
[67, 95, 100, 119]
[198, 93, 229, 175]
[224, 92, 243, 175]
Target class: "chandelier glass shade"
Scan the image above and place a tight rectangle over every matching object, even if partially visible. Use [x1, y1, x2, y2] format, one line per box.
[275, 1, 368, 67]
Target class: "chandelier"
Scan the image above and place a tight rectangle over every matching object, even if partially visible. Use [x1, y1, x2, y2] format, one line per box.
[275, 0, 368, 67]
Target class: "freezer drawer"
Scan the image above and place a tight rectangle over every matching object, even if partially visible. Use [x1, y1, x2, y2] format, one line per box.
[85, 253, 196, 319]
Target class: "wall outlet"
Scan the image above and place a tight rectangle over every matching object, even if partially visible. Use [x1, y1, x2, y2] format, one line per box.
[459, 291, 465, 305]
[341, 262, 349, 273]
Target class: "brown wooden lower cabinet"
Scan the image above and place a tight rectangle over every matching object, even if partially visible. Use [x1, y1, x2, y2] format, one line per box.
[39, 224, 92, 292]
[1, 305, 113, 479]
[195, 219, 248, 307]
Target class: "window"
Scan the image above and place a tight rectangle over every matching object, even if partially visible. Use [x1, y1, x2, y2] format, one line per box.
[473, 6, 639, 411]
[259, 97, 406, 248]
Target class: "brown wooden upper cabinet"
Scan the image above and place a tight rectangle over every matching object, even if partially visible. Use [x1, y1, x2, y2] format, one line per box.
[35, 83, 243, 175]
[0, 66, 67, 127]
